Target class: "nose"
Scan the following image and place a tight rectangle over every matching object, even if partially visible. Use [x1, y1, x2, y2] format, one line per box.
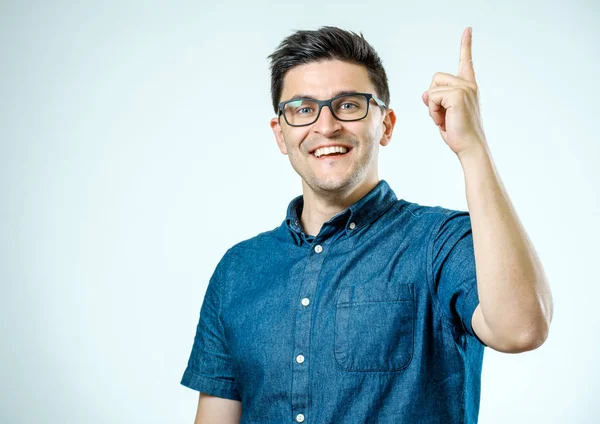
[312, 104, 342, 137]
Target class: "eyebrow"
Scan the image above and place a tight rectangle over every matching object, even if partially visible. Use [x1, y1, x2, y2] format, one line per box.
[286, 90, 360, 102]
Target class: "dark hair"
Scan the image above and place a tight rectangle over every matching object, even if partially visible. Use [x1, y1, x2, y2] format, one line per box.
[267, 26, 390, 114]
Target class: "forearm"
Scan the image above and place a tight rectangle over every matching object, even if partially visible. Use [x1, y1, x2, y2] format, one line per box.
[459, 140, 553, 349]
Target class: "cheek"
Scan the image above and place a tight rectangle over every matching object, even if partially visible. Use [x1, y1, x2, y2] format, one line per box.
[284, 130, 310, 152]
[366, 125, 384, 148]
[354, 126, 377, 147]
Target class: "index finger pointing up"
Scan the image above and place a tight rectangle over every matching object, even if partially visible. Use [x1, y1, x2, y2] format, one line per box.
[458, 26, 476, 82]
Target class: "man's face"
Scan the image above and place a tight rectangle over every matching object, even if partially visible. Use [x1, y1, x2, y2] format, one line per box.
[270, 59, 396, 197]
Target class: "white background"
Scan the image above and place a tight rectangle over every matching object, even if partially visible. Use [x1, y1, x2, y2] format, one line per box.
[1, 1, 599, 422]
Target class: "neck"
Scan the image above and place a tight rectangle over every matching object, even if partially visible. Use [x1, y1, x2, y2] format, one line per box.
[299, 177, 379, 236]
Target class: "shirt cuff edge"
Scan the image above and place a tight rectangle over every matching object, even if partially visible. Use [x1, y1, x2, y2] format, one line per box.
[180, 368, 242, 401]
[461, 285, 488, 347]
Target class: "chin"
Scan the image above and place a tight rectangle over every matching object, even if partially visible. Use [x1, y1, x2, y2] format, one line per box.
[310, 173, 363, 193]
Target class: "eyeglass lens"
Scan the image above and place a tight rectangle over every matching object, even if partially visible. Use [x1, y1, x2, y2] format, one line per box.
[283, 94, 369, 126]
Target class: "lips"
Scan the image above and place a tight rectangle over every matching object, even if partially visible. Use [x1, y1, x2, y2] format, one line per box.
[311, 147, 352, 161]
[309, 144, 353, 158]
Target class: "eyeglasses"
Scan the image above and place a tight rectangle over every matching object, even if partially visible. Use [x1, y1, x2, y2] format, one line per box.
[278, 92, 387, 127]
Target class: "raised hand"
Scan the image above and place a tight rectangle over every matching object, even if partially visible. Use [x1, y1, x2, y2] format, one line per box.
[422, 27, 487, 157]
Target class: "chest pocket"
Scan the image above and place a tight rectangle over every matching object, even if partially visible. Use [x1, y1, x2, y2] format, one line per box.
[334, 282, 414, 372]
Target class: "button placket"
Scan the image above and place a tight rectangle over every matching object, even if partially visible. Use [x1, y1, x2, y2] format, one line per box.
[291, 238, 329, 422]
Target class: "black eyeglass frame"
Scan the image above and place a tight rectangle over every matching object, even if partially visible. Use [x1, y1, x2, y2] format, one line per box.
[277, 92, 387, 127]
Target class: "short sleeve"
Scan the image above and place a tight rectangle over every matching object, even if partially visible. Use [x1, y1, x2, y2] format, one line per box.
[430, 211, 485, 345]
[180, 260, 242, 400]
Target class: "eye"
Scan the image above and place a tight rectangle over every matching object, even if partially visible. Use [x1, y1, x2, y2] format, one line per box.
[296, 107, 313, 115]
[286, 99, 316, 115]
[339, 102, 358, 110]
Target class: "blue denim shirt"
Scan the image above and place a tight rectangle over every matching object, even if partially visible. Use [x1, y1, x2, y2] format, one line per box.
[181, 180, 485, 423]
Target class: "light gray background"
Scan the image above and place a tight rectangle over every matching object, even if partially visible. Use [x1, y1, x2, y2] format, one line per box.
[1, 1, 599, 422]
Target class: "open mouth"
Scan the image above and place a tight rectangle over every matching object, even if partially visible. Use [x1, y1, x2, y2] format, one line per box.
[310, 145, 352, 159]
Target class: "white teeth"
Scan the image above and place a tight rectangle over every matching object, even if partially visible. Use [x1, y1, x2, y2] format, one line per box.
[313, 145, 349, 158]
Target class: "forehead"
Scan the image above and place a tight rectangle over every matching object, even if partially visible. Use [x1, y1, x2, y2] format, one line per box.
[281, 59, 375, 100]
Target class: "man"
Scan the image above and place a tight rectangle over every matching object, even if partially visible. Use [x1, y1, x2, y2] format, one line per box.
[181, 26, 553, 423]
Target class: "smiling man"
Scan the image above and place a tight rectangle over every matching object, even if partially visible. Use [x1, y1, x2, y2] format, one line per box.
[181, 26, 553, 423]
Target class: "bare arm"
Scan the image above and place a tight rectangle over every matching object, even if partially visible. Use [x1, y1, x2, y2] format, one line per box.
[422, 27, 552, 352]
[462, 143, 553, 353]
[194, 393, 242, 424]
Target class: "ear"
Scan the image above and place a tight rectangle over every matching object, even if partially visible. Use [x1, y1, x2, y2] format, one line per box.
[270, 116, 288, 155]
[379, 108, 396, 147]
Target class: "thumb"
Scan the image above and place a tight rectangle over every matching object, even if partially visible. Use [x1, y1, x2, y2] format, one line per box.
[422, 91, 429, 106]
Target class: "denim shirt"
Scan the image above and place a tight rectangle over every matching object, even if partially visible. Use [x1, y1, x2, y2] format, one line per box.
[181, 180, 485, 423]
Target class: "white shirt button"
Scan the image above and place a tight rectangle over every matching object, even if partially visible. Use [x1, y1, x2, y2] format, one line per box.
[296, 413, 305, 422]
[349, 222, 356, 230]
[296, 354, 305, 364]
[301, 298, 310, 306]
[314, 244, 323, 253]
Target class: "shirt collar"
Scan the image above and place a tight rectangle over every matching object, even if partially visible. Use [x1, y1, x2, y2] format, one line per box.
[284, 180, 398, 244]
